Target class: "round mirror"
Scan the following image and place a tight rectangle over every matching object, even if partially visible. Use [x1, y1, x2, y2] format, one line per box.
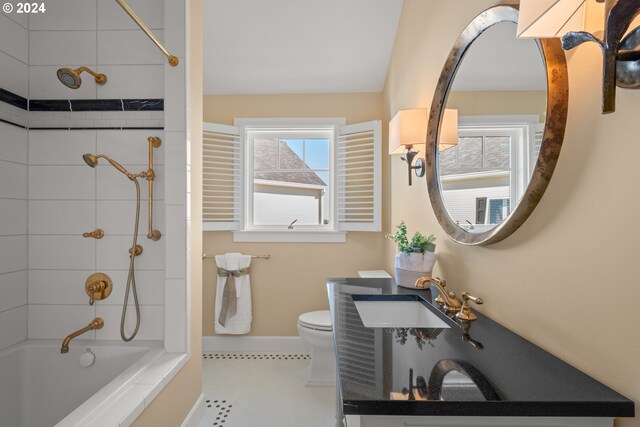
[426, 5, 568, 245]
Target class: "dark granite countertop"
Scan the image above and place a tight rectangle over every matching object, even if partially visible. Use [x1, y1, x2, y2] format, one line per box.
[327, 278, 635, 418]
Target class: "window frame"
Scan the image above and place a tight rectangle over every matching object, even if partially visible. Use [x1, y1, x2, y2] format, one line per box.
[233, 117, 347, 242]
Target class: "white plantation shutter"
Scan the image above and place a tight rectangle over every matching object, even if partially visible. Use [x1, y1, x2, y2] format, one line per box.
[202, 122, 242, 230]
[336, 120, 381, 232]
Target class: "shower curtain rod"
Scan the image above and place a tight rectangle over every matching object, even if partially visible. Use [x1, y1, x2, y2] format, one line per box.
[115, 0, 179, 67]
[202, 253, 271, 260]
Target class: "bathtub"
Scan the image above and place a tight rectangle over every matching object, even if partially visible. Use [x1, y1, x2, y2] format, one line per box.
[0, 339, 176, 427]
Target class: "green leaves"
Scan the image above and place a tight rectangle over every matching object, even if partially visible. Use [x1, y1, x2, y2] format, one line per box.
[386, 220, 436, 253]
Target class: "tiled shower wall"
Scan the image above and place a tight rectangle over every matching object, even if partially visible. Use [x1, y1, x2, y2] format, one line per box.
[0, 11, 28, 350]
[26, 0, 170, 341]
[27, 129, 165, 340]
[0, 0, 189, 349]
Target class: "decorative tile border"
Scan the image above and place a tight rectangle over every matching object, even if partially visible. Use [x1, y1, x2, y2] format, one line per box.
[202, 352, 310, 360]
[0, 87, 164, 129]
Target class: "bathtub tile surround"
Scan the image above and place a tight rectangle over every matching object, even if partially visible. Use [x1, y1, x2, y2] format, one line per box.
[0, 121, 27, 350]
[0, 18, 28, 354]
[26, 129, 167, 342]
[0, 0, 193, 425]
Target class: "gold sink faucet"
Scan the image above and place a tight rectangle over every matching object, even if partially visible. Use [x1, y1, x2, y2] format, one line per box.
[60, 318, 104, 354]
[415, 276, 462, 312]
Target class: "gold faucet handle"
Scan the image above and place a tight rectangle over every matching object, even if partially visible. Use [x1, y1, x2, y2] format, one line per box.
[85, 273, 113, 306]
[456, 292, 484, 321]
[82, 229, 104, 239]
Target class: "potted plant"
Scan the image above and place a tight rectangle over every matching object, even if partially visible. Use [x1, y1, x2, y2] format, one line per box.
[387, 221, 437, 288]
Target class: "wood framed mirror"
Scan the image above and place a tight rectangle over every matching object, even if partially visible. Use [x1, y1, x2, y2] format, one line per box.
[425, 5, 568, 246]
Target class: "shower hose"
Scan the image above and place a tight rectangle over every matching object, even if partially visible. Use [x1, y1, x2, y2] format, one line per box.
[121, 178, 142, 342]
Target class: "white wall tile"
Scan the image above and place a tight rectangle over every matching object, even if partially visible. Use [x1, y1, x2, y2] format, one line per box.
[0, 160, 27, 199]
[97, 235, 165, 271]
[165, 205, 186, 279]
[0, 306, 27, 350]
[96, 65, 164, 99]
[28, 305, 96, 339]
[97, 30, 165, 65]
[97, 200, 164, 236]
[29, 235, 95, 270]
[95, 305, 163, 340]
[29, 166, 96, 200]
[0, 14, 28, 63]
[29, 130, 96, 165]
[163, 131, 186, 206]
[29, 65, 98, 100]
[0, 51, 28, 98]
[96, 165, 164, 200]
[29, 31, 97, 66]
[164, 0, 185, 59]
[0, 271, 27, 312]
[96, 130, 164, 166]
[3, 5, 28, 29]
[98, 0, 163, 30]
[29, 200, 95, 235]
[29, 0, 97, 31]
[28, 270, 95, 305]
[99, 269, 165, 306]
[164, 59, 185, 131]
[164, 279, 185, 352]
[0, 123, 27, 164]
[0, 199, 27, 236]
[0, 236, 27, 274]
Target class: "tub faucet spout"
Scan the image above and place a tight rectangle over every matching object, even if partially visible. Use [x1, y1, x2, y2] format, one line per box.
[60, 318, 104, 354]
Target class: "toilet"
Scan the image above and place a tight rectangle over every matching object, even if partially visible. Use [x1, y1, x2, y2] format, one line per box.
[297, 270, 392, 387]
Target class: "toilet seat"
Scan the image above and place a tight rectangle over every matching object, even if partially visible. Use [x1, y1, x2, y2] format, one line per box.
[298, 310, 332, 332]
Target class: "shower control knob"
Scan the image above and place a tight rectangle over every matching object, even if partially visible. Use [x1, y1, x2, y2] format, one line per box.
[85, 273, 113, 306]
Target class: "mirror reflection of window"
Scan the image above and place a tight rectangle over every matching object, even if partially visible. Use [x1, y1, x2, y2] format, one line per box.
[439, 21, 547, 233]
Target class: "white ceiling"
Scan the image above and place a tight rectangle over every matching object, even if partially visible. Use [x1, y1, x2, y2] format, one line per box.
[203, 0, 404, 95]
[451, 22, 547, 92]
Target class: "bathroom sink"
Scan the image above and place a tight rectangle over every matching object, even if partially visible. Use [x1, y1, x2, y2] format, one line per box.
[351, 295, 451, 329]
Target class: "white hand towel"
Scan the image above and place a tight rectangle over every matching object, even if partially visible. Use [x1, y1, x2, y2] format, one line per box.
[214, 253, 252, 334]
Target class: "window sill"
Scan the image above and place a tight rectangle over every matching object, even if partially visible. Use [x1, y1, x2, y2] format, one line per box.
[232, 230, 346, 243]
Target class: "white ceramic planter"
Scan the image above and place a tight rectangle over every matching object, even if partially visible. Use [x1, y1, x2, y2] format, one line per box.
[394, 252, 437, 289]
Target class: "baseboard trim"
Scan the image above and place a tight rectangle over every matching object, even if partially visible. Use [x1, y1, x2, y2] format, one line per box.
[181, 393, 205, 427]
[202, 336, 310, 352]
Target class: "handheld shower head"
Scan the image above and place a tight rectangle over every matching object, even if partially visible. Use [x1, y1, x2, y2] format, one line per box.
[57, 67, 107, 89]
[82, 153, 135, 180]
[83, 153, 98, 168]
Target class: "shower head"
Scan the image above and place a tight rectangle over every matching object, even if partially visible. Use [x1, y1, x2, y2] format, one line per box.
[57, 67, 107, 89]
[83, 153, 98, 168]
[82, 153, 135, 180]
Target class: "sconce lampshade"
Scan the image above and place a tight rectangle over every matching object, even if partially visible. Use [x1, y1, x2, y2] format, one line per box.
[517, 0, 587, 38]
[389, 108, 427, 155]
[439, 108, 458, 152]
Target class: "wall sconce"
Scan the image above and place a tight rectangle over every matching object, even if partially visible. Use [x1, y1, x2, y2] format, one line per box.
[517, 0, 640, 114]
[389, 108, 458, 186]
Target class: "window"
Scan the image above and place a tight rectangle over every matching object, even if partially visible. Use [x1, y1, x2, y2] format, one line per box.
[202, 118, 381, 242]
[248, 130, 333, 229]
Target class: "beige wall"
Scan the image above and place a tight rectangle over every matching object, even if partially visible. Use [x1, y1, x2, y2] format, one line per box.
[385, 1, 639, 426]
[447, 90, 546, 122]
[202, 93, 388, 336]
[132, 0, 203, 424]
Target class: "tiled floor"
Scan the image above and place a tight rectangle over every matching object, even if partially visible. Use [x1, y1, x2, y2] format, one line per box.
[200, 352, 336, 427]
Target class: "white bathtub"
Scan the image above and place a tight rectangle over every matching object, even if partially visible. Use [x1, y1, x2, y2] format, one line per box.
[0, 339, 169, 427]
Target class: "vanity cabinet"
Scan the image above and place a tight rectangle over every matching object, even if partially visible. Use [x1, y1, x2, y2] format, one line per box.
[328, 278, 633, 427]
[347, 415, 613, 427]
